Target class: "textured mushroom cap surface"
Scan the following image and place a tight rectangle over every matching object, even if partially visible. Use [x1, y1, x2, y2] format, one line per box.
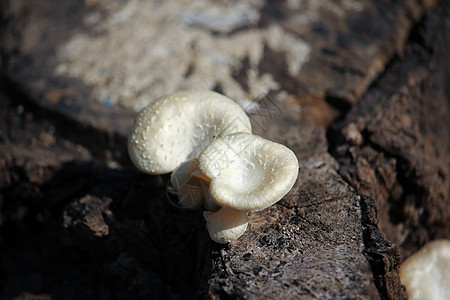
[399, 239, 450, 300]
[128, 91, 251, 174]
[203, 208, 248, 244]
[198, 132, 299, 212]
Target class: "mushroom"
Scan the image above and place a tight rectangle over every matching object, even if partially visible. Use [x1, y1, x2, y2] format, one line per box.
[203, 208, 249, 244]
[198, 132, 299, 212]
[127, 91, 300, 244]
[170, 132, 299, 243]
[399, 239, 450, 300]
[128, 90, 251, 175]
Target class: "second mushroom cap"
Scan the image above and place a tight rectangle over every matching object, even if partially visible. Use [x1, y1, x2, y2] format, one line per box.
[198, 132, 299, 212]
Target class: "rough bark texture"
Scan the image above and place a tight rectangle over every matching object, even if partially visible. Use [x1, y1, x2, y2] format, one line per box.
[0, 92, 211, 299]
[0, 0, 448, 299]
[330, 2, 450, 258]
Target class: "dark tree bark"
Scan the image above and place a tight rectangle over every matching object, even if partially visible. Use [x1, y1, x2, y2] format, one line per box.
[330, 2, 450, 258]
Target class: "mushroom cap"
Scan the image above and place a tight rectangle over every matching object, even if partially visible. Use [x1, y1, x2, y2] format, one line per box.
[128, 91, 251, 174]
[399, 239, 450, 300]
[198, 132, 299, 212]
[203, 208, 249, 244]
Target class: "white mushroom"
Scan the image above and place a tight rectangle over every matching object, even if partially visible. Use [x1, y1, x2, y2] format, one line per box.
[127, 91, 301, 244]
[203, 208, 249, 244]
[128, 90, 251, 174]
[399, 239, 450, 300]
[198, 132, 299, 212]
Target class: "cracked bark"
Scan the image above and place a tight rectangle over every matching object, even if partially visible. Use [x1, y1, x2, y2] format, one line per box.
[329, 2, 450, 258]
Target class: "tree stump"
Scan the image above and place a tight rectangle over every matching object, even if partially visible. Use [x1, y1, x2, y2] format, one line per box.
[0, 0, 448, 299]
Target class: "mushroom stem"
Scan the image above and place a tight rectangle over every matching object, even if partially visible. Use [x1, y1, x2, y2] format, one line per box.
[203, 208, 249, 244]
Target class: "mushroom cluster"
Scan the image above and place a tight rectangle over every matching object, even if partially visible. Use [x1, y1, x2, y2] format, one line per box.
[128, 91, 299, 243]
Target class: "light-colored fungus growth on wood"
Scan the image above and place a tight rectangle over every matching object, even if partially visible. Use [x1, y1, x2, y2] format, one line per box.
[400, 239, 450, 300]
[128, 91, 299, 243]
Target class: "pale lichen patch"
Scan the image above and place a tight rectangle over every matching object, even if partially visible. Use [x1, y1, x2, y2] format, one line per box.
[53, 0, 311, 111]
